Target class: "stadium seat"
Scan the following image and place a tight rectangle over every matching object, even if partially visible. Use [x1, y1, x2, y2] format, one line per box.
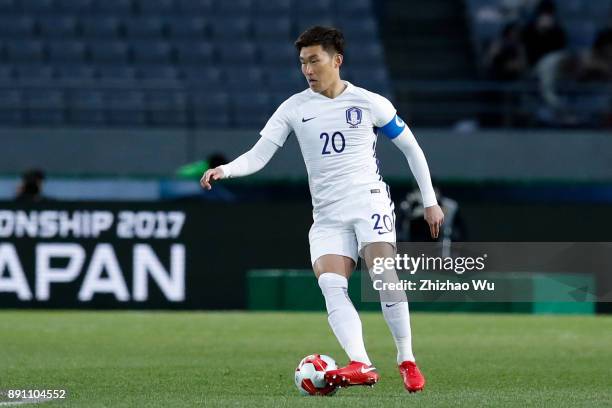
[89, 41, 130, 63]
[136, 0, 176, 15]
[38, 16, 79, 38]
[336, 17, 378, 40]
[146, 90, 189, 126]
[231, 92, 271, 127]
[253, 17, 292, 40]
[175, 42, 215, 64]
[19, 0, 55, 14]
[13, 64, 55, 81]
[176, 0, 214, 14]
[332, 0, 371, 17]
[131, 41, 173, 63]
[55, 0, 95, 14]
[192, 91, 230, 127]
[107, 90, 147, 126]
[295, 17, 334, 36]
[218, 42, 256, 64]
[254, 0, 291, 16]
[54, 64, 98, 80]
[210, 18, 251, 39]
[264, 68, 305, 93]
[216, 0, 252, 16]
[0, 0, 391, 129]
[48, 40, 87, 62]
[348, 66, 388, 85]
[0, 65, 13, 80]
[0, 0, 16, 14]
[92, 0, 134, 15]
[344, 42, 384, 64]
[0, 89, 23, 125]
[225, 67, 264, 91]
[68, 89, 106, 125]
[352, 78, 389, 95]
[269, 91, 290, 109]
[24, 89, 66, 125]
[259, 42, 297, 65]
[5, 40, 46, 63]
[81, 16, 122, 38]
[124, 17, 166, 38]
[166, 17, 209, 39]
[294, 0, 332, 17]
[181, 65, 222, 84]
[0, 16, 36, 37]
[97, 65, 137, 79]
[137, 65, 180, 80]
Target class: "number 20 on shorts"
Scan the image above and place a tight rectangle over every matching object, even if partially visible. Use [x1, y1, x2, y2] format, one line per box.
[371, 213, 393, 235]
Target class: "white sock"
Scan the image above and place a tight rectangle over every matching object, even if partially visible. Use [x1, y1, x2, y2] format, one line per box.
[381, 301, 415, 364]
[318, 273, 372, 366]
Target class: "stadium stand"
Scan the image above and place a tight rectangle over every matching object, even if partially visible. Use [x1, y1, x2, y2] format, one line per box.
[465, 0, 612, 127]
[0, 0, 391, 128]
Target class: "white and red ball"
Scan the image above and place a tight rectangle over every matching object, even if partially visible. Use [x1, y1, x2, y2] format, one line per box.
[294, 354, 338, 396]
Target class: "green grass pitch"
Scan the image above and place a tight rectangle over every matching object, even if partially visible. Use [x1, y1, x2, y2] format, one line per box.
[1, 311, 610, 407]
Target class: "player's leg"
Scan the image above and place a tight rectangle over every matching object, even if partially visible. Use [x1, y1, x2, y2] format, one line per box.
[310, 227, 378, 387]
[362, 242, 425, 392]
[354, 186, 426, 392]
[315, 254, 379, 387]
[313, 254, 373, 365]
[362, 242, 415, 363]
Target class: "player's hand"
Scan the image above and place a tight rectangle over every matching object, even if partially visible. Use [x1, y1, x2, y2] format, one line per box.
[200, 167, 225, 190]
[424, 205, 444, 239]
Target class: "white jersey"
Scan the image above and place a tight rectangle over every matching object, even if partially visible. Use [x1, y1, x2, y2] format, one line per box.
[260, 81, 397, 211]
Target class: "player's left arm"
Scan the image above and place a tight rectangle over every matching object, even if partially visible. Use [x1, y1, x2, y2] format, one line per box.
[380, 116, 445, 238]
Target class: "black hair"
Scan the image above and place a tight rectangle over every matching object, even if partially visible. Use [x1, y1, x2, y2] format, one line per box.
[294, 26, 345, 56]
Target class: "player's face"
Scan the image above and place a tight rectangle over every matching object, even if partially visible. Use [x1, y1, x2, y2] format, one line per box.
[299, 45, 342, 93]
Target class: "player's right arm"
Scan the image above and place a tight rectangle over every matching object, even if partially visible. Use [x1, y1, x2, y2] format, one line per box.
[200, 96, 295, 190]
[200, 137, 279, 190]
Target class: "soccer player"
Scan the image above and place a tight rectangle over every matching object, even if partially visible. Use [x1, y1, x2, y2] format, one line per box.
[201, 26, 444, 393]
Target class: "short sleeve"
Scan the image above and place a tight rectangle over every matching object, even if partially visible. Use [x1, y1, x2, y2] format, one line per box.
[260, 98, 294, 147]
[369, 92, 397, 128]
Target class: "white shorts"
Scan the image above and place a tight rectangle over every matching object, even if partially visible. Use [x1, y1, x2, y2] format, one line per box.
[309, 183, 396, 265]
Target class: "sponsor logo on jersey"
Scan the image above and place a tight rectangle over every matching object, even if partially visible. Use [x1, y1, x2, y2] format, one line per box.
[302, 116, 316, 123]
[345, 107, 362, 128]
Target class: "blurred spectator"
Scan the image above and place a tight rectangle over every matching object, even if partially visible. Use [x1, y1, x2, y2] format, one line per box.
[397, 187, 466, 244]
[536, 29, 612, 126]
[486, 22, 529, 80]
[522, 0, 567, 66]
[15, 169, 47, 202]
[581, 28, 612, 80]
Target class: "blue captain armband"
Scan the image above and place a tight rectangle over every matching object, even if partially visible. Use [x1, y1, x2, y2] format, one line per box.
[379, 114, 406, 139]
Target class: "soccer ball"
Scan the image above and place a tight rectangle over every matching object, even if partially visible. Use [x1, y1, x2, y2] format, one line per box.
[294, 354, 338, 396]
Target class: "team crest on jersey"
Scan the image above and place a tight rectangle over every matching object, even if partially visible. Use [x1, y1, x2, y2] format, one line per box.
[345, 107, 362, 128]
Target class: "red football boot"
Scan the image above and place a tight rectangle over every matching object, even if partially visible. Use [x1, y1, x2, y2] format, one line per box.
[324, 361, 379, 387]
[398, 360, 425, 393]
